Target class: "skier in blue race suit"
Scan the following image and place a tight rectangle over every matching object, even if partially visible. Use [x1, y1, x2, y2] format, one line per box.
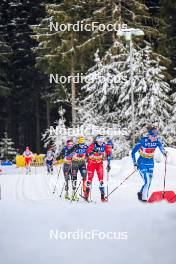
[56, 139, 75, 200]
[131, 127, 167, 202]
[67, 136, 88, 199]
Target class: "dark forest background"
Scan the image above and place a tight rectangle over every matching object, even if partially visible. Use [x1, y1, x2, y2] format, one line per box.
[0, 0, 175, 153]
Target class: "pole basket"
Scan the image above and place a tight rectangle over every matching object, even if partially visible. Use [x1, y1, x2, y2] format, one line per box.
[148, 191, 176, 203]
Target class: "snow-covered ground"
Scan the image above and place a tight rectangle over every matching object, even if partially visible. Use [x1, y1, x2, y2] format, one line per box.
[0, 155, 175, 264]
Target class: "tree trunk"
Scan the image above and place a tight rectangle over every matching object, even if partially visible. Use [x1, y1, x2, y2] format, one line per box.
[71, 35, 76, 127]
[46, 100, 50, 128]
[36, 98, 41, 153]
[112, 0, 122, 42]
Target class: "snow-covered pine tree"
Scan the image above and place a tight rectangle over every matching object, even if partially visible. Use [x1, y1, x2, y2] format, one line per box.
[0, 132, 16, 162]
[164, 78, 176, 146]
[33, 0, 155, 127]
[118, 45, 172, 144]
[78, 42, 128, 125]
[42, 107, 68, 154]
[78, 42, 131, 157]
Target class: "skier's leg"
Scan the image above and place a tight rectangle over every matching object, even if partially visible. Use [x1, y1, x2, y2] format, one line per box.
[46, 160, 50, 173]
[71, 161, 78, 192]
[70, 161, 79, 200]
[96, 161, 106, 200]
[79, 161, 87, 195]
[25, 158, 30, 174]
[63, 163, 70, 198]
[28, 158, 32, 173]
[86, 160, 96, 199]
[139, 164, 153, 201]
[49, 160, 53, 174]
[24, 158, 28, 173]
[146, 165, 154, 199]
[50, 161, 54, 173]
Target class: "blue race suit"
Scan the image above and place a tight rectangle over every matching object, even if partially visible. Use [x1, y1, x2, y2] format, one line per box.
[131, 136, 166, 200]
[45, 150, 55, 173]
[67, 143, 88, 194]
[57, 146, 75, 191]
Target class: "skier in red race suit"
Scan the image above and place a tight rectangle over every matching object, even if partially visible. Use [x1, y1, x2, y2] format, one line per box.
[23, 146, 33, 174]
[85, 135, 112, 202]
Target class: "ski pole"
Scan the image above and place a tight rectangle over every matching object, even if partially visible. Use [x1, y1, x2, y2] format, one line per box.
[107, 170, 136, 198]
[106, 169, 110, 201]
[53, 164, 62, 194]
[162, 155, 167, 199]
[59, 182, 65, 198]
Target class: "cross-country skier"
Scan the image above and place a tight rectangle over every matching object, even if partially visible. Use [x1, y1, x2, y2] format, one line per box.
[67, 136, 88, 198]
[85, 135, 112, 202]
[23, 147, 33, 174]
[57, 139, 76, 200]
[131, 126, 167, 202]
[45, 147, 55, 175]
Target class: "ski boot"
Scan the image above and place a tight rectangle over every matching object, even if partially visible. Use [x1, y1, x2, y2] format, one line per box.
[101, 193, 108, 203]
[71, 193, 79, 201]
[26, 167, 30, 175]
[99, 181, 107, 202]
[137, 192, 147, 202]
[137, 192, 142, 201]
[64, 191, 70, 200]
[83, 181, 91, 202]
[82, 179, 87, 198]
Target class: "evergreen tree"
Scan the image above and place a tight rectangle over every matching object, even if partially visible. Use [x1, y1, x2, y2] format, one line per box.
[33, 0, 155, 127]
[118, 45, 172, 143]
[78, 42, 127, 125]
[42, 107, 68, 154]
[78, 42, 131, 157]
[159, 0, 176, 76]
[0, 35, 12, 97]
[79, 42, 172, 150]
[0, 132, 16, 161]
[0, 0, 46, 151]
[165, 78, 176, 146]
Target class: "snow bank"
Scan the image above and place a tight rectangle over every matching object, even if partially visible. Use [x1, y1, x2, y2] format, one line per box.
[0, 159, 175, 264]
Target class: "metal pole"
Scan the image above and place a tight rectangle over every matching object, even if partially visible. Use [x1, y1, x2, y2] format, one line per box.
[129, 39, 135, 146]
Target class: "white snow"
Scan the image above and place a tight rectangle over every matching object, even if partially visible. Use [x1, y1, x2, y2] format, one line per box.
[0, 156, 175, 264]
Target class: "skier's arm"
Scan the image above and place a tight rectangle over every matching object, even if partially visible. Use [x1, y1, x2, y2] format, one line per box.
[86, 143, 95, 156]
[131, 140, 142, 165]
[158, 140, 167, 156]
[105, 145, 112, 163]
[66, 145, 77, 155]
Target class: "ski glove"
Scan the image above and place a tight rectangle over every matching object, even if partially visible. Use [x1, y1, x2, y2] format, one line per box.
[134, 164, 138, 171]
